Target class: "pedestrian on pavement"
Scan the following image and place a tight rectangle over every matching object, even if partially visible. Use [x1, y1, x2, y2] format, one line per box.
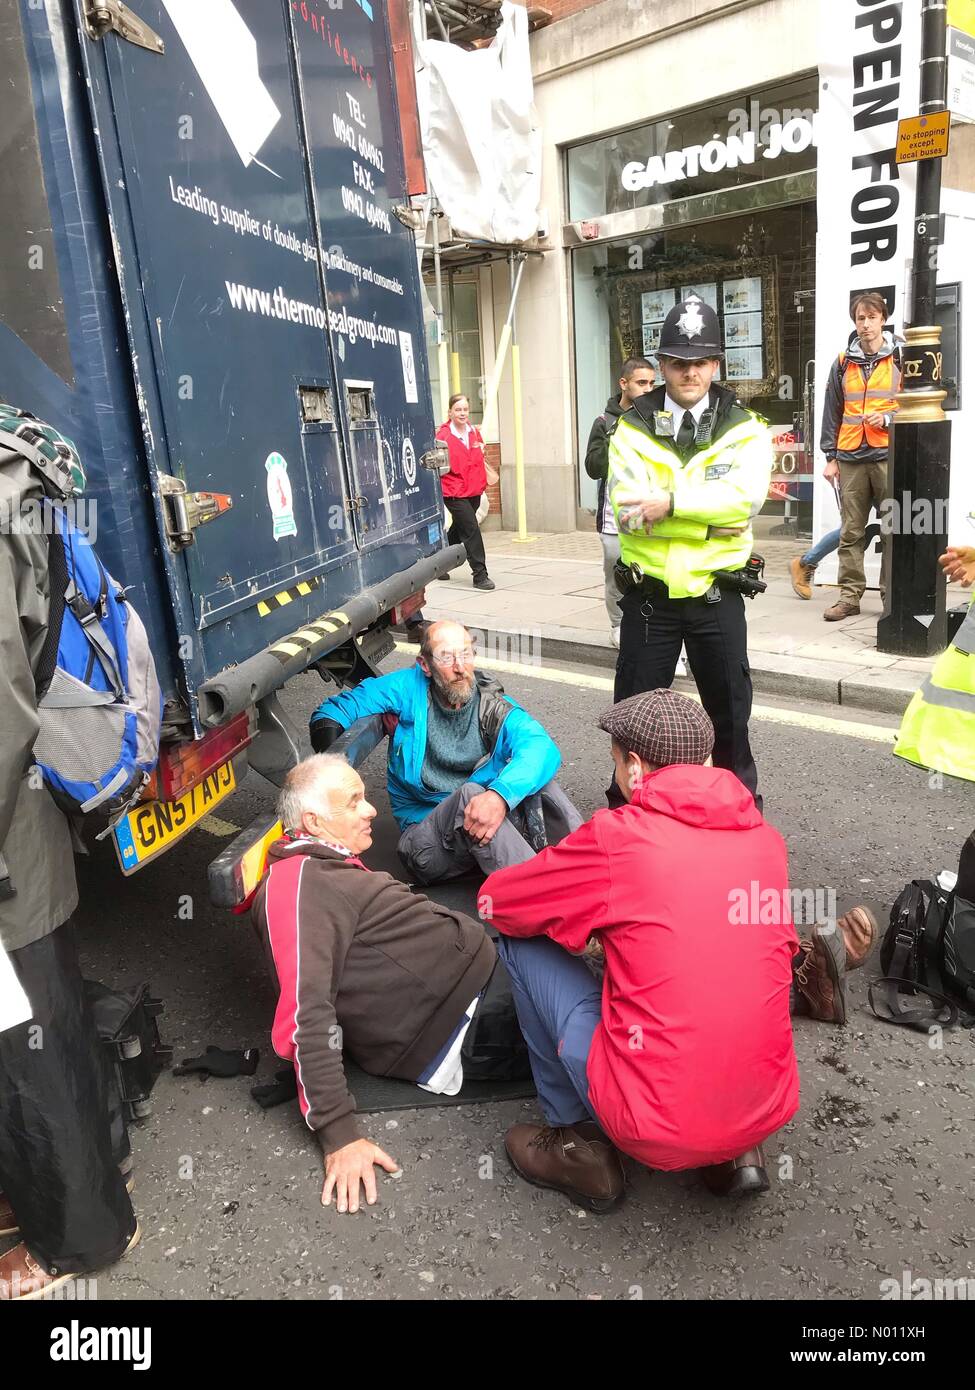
[818, 291, 900, 622]
[789, 506, 881, 599]
[436, 393, 495, 592]
[479, 689, 877, 1213]
[585, 357, 655, 650]
[254, 753, 529, 1215]
[607, 295, 771, 807]
[309, 619, 582, 884]
[0, 417, 138, 1300]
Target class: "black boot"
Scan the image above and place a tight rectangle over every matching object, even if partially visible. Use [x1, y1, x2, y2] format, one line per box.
[702, 1145, 769, 1197]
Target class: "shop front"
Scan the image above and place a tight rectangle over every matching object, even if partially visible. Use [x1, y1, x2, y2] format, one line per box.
[565, 75, 819, 530]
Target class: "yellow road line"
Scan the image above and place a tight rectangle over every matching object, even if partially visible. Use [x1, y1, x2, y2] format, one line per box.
[393, 643, 901, 744]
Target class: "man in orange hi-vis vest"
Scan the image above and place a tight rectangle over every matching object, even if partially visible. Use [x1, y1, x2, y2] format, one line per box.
[818, 291, 901, 622]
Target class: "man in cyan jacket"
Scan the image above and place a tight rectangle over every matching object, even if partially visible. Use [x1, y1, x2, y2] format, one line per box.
[310, 619, 581, 883]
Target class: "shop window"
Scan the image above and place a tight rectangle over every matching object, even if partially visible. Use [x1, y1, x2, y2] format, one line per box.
[425, 279, 484, 426]
[572, 204, 817, 515]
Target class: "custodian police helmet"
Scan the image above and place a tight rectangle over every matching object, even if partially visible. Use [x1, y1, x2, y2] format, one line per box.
[656, 296, 723, 360]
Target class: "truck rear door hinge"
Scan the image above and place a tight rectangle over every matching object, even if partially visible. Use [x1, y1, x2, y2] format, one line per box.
[83, 0, 165, 53]
[158, 474, 233, 549]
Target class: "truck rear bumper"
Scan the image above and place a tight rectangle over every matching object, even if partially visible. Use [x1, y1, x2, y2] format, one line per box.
[196, 544, 465, 726]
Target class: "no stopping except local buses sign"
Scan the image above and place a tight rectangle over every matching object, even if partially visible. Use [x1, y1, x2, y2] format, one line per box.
[896, 111, 951, 164]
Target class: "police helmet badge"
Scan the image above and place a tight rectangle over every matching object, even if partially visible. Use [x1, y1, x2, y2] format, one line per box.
[676, 298, 705, 342]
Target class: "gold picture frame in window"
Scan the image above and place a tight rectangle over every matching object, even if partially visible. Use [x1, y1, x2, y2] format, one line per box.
[612, 256, 780, 398]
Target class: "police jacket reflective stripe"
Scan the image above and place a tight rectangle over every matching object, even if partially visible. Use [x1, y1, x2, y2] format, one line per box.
[895, 600, 975, 782]
[607, 384, 773, 600]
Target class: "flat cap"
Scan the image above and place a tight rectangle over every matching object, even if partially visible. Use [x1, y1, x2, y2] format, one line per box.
[598, 688, 714, 767]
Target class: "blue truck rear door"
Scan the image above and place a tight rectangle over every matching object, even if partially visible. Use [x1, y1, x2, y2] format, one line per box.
[288, 2, 442, 549]
[74, 0, 442, 698]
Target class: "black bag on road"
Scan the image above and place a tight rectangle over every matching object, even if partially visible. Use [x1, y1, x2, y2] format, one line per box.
[869, 879, 975, 1031]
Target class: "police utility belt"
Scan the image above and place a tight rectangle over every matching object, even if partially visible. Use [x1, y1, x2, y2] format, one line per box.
[614, 553, 768, 603]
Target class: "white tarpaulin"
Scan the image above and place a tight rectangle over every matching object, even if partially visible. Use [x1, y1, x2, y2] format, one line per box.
[414, 1, 542, 244]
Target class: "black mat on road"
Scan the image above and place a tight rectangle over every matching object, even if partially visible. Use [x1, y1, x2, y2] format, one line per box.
[345, 1060, 535, 1113]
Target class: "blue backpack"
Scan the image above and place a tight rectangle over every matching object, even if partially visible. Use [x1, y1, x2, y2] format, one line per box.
[0, 413, 162, 824]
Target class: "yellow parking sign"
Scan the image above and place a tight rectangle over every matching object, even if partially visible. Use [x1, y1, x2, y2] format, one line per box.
[896, 111, 951, 164]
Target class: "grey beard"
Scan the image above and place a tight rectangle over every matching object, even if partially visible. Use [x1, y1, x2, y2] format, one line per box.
[433, 672, 475, 708]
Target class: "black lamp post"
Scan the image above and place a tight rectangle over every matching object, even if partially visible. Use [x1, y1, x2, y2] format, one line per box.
[876, 0, 951, 656]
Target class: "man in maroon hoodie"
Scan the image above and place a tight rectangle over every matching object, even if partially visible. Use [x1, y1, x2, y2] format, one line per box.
[480, 690, 873, 1212]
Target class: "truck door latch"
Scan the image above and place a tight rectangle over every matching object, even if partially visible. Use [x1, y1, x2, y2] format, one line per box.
[158, 474, 233, 550]
[83, 0, 165, 53]
[421, 442, 450, 476]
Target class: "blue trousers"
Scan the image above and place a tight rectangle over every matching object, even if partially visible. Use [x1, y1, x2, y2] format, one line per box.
[496, 935, 601, 1127]
[801, 520, 881, 569]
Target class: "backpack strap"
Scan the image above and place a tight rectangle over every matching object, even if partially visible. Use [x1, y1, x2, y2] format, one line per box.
[35, 525, 68, 700]
[868, 977, 959, 1032]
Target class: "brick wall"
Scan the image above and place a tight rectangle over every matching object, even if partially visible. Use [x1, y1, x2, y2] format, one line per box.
[484, 443, 502, 516]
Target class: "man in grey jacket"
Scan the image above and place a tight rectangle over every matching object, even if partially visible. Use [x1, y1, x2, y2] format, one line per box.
[0, 417, 137, 1299]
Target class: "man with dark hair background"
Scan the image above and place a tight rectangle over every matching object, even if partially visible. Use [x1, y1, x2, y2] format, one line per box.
[585, 357, 656, 649]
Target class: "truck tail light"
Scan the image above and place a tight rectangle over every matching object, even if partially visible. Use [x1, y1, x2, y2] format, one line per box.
[156, 709, 256, 802]
[392, 589, 425, 626]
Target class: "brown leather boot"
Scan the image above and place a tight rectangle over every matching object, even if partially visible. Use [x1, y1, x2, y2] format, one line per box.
[793, 924, 847, 1023]
[824, 600, 860, 621]
[505, 1121, 624, 1213]
[789, 556, 815, 599]
[702, 1145, 769, 1197]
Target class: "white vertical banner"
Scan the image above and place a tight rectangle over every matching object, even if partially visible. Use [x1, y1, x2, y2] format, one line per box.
[812, 0, 922, 585]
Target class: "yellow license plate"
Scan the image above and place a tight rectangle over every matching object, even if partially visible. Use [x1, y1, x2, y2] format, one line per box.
[114, 760, 237, 873]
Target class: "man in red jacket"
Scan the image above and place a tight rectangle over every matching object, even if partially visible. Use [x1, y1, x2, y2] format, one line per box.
[480, 690, 871, 1212]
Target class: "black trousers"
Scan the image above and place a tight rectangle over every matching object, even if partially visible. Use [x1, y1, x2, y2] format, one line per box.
[445, 495, 488, 582]
[614, 585, 761, 809]
[0, 921, 136, 1275]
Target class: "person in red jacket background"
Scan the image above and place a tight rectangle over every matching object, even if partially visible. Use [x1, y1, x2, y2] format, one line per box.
[436, 393, 495, 592]
[480, 690, 874, 1213]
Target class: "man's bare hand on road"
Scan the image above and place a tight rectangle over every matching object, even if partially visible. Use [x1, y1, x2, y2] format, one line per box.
[463, 790, 508, 846]
[322, 1139, 399, 1213]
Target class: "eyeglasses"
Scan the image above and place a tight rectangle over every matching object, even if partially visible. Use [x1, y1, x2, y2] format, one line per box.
[430, 647, 475, 666]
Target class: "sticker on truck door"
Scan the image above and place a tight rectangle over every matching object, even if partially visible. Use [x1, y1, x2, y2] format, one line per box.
[399, 331, 419, 403]
[265, 452, 298, 540]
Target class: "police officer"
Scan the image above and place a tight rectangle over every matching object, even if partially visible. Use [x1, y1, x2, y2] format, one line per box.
[607, 296, 773, 807]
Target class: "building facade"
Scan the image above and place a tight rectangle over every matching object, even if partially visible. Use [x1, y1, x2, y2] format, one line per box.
[429, 0, 974, 533]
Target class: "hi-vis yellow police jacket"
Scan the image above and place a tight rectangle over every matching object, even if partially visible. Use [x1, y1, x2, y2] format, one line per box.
[895, 598, 975, 783]
[608, 387, 773, 599]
